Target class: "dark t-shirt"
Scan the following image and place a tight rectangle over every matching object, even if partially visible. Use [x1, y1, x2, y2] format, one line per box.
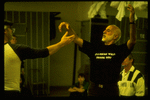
[79, 40, 132, 84]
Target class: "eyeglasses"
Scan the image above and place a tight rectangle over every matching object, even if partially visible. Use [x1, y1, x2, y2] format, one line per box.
[11, 28, 15, 33]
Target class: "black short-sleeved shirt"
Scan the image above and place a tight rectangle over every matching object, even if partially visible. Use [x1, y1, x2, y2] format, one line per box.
[4, 42, 49, 91]
[79, 40, 132, 84]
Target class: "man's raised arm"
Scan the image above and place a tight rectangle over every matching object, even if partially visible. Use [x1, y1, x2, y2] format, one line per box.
[127, 4, 136, 50]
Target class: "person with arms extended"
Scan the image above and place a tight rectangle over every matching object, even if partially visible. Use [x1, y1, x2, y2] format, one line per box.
[59, 4, 136, 97]
[118, 54, 145, 97]
[68, 73, 89, 97]
[4, 20, 75, 97]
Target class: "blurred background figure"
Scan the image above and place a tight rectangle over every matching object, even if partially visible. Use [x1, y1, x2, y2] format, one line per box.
[118, 54, 145, 97]
[68, 73, 89, 97]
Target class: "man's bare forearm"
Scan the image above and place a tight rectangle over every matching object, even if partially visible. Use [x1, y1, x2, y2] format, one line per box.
[128, 4, 136, 44]
[129, 23, 136, 43]
[73, 36, 83, 48]
[46, 42, 64, 55]
[127, 4, 136, 49]
[46, 31, 75, 55]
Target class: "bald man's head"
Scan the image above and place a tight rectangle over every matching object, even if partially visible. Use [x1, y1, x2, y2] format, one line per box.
[109, 25, 121, 43]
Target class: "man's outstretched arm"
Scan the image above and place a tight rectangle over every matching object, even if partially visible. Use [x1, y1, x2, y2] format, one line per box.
[46, 31, 75, 55]
[58, 22, 83, 48]
[127, 4, 136, 50]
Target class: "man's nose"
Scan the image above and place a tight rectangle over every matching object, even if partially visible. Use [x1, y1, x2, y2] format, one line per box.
[103, 31, 106, 34]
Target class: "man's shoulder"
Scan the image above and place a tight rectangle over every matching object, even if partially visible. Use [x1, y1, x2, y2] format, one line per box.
[8, 43, 28, 49]
[114, 42, 131, 51]
[132, 67, 144, 83]
[115, 42, 127, 47]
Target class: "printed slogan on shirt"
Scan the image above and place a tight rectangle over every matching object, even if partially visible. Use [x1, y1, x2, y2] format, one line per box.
[95, 53, 116, 59]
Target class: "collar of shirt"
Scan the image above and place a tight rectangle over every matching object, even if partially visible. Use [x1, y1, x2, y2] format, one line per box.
[4, 42, 8, 45]
[129, 66, 135, 72]
[121, 66, 135, 80]
[122, 65, 135, 74]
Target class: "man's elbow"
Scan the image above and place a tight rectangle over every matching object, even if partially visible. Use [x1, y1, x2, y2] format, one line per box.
[127, 39, 136, 50]
[130, 38, 136, 45]
[49, 52, 52, 56]
[131, 40, 136, 45]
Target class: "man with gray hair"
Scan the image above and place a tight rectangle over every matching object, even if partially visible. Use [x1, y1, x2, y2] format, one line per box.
[59, 4, 136, 96]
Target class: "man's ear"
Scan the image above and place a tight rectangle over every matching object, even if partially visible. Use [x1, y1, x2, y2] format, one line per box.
[130, 59, 133, 63]
[114, 34, 119, 40]
[4, 29, 7, 35]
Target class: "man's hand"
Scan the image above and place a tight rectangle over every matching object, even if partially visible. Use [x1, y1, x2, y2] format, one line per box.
[58, 22, 83, 47]
[60, 31, 75, 47]
[58, 22, 69, 32]
[127, 4, 135, 22]
[58, 22, 76, 36]
[73, 87, 78, 90]
[73, 87, 85, 93]
[46, 30, 75, 56]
